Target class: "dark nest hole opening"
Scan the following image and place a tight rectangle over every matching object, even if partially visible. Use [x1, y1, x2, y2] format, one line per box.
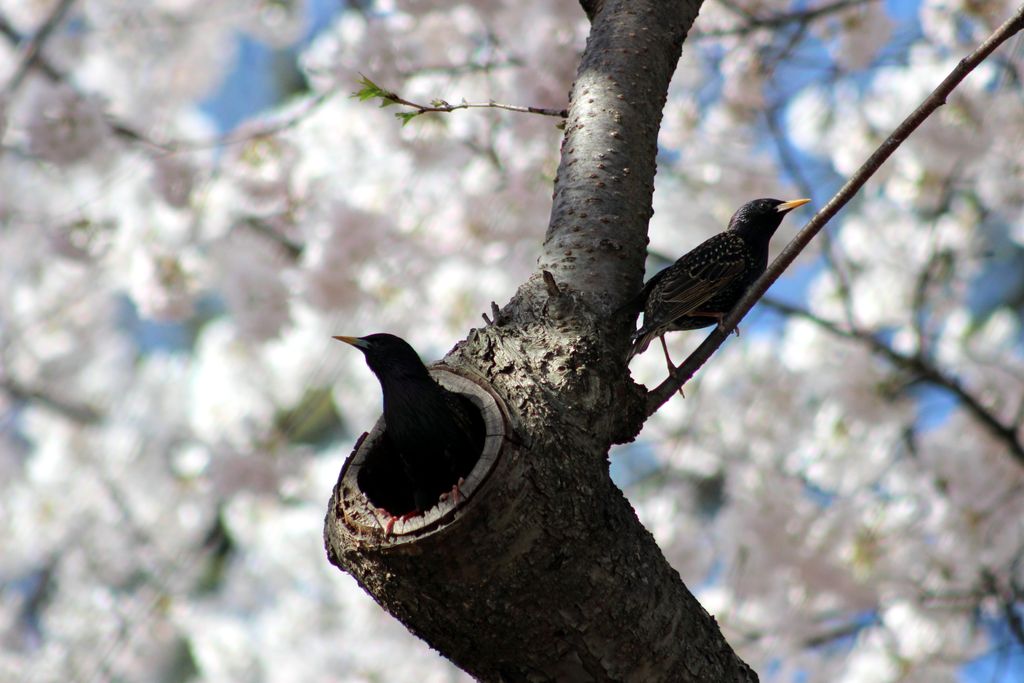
[355, 398, 487, 517]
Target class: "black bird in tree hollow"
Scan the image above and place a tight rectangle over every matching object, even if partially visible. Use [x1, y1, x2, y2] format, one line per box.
[334, 333, 485, 534]
[625, 197, 810, 369]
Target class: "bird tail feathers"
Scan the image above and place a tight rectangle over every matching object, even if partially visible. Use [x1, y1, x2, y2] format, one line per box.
[625, 327, 656, 362]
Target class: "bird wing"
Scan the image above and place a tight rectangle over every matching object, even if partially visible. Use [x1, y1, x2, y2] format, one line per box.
[616, 269, 665, 317]
[442, 392, 486, 475]
[652, 234, 747, 322]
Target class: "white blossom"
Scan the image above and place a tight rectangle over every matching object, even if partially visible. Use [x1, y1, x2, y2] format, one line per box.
[1, 1, 1023, 681]
[24, 83, 109, 164]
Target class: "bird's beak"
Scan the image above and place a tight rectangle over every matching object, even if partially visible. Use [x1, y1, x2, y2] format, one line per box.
[333, 335, 369, 350]
[776, 198, 811, 213]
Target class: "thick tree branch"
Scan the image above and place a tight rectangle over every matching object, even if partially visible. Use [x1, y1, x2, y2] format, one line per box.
[646, 4, 1024, 416]
[537, 1, 701, 315]
[328, 2, 766, 680]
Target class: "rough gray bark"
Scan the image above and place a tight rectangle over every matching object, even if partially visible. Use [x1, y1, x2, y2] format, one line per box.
[324, 1, 760, 680]
[537, 2, 690, 318]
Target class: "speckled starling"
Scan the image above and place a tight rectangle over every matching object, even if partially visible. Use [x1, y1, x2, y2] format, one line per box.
[626, 198, 810, 367]
[334, 334, 485, 527]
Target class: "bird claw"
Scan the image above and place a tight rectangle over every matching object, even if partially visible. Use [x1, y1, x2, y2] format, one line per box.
[713, 317, 739, 337]
[439, 477, 466, 505]
[383, 477, 465, 536]
[382, 509, 422, 537]
[666, 364, 686, 398]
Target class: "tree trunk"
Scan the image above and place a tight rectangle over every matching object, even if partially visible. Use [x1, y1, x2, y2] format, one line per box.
[324, 1, 759, 680]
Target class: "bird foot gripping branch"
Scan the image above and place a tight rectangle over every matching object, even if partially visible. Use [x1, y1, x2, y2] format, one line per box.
[439, 477, 466, 505]
[376, 477, 467, 537]
[381, 509, 421, 537]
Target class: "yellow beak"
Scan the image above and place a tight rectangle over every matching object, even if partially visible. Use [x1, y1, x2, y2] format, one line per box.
[776, 198, 811, 212]
[332, 335, 369, 349]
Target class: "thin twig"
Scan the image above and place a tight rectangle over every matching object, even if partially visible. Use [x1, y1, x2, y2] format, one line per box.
[735, 611, 880, 649]
[240, 217, 304, 260]
[1, 378, 101, 424]
[645, 4, 1024, 416]
[0, 13, 335, 154]
[0, 15, 59, 79]
[104, 88, 335, 153]
[159, 89, 336, 152]
[716, 0, 759, 23]
[2, 0, 76, 95]
[694, 0, 876, 39]
[0, 13, 161, 149]
[386, 92, 568, 120]
[981, 569, 1024, 648]
[909, 233, 953, 355]
[759, 297, 1024, 467]
[1004, 592, 1024, 648]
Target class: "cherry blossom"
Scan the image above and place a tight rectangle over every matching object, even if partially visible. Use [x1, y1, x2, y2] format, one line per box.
[1, 1, 1022, 681]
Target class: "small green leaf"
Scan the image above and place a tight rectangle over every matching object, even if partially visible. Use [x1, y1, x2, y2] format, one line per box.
[395, 112, 419, 126]
[352, 74, 386, 101]
[353, 74, 401, 108]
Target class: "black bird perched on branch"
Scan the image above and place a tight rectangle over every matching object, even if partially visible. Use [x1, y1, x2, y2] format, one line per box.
[334, 333, 485, 532]
[625, 197, 810, 368]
